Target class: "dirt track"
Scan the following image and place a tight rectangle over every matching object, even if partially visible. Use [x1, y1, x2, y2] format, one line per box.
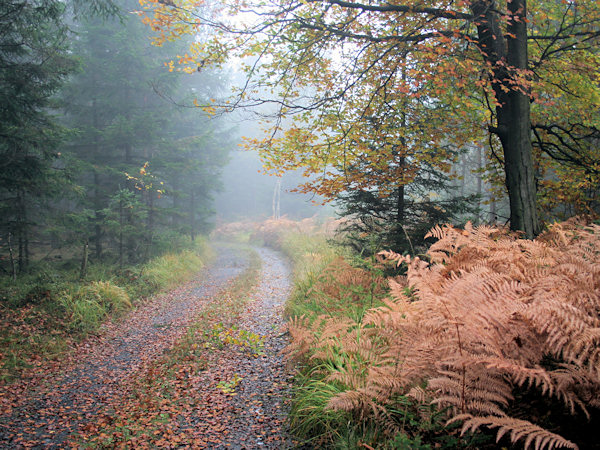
[0, 245, 293, 448]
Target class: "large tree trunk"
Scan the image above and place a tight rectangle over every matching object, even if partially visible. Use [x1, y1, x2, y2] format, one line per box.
[502, 0, 539, 237]
[471, 0, 539, 238]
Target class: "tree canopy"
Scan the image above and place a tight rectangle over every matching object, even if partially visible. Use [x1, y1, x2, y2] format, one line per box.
[138, 0, 600, 237]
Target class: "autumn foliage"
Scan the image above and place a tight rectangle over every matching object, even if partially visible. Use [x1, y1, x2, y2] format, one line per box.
[287, 218, 600, 449]
[136, 0, 600, 237]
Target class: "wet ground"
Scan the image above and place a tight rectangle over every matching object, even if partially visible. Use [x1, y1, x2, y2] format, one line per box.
[191, 247, 293, 449]
[0, 245, 294, 448]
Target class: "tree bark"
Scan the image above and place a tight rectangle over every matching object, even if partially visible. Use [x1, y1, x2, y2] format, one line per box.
[92, 99, 103, 259]
[396, 183, 405, 224]
[502, 0, 539, 237]
[80, 239, 89, 280]
[471, 0, 539, 238]
[8, 232, 16, 282]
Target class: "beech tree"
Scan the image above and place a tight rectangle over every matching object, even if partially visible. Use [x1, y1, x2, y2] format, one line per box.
[138, 0, 600, 238]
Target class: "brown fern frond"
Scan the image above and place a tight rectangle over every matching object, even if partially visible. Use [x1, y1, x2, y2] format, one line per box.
[461, 416, 578, 450]
[285, 315, 314, 360]
[326, 389, 386, 420]
[327, 369, 365, 390]
[406, 386, 427, 403]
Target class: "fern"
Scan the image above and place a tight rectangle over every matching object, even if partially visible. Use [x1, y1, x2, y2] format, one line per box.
[459, 415, 578, 450]
[287, 217, 600, 449]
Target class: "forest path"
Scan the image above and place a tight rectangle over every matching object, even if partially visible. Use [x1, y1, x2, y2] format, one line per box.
[187, 247, 293, 449]
[0, 245, 293, 448]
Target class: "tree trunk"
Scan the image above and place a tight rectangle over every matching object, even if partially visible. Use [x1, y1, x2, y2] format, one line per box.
[126, 207, 135, 263]
[172, 179, 181, 226]
[93, 169, 103, 259]
[190, 188, 196, 242]
[17, 189, 27, 272]
[92, 99, 103, 259]
[397, 184, 405, 224]
[8, 232, 16, 282]
[471, 0, 539, 238]
[490, 194, 497, 223]
[502, 0, 539, 237]
[272, 177, 282, 219]
[146, 189, 154, 261]
[460, 156, 467, 197]
[119, 195, 124, 269]
[80, 239, 89, 280]
[396, 158, 405, 224]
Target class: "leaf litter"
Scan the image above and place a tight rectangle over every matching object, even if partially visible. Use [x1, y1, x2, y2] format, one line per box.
[0, 245, 295, 448]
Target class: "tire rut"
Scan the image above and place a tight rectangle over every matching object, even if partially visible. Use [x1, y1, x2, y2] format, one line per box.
[189, 247, 294, 449]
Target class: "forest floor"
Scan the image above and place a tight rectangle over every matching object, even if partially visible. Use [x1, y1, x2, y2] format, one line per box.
[0, 244, 294, 449]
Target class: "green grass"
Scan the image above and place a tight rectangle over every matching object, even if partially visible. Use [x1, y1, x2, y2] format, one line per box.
[275, 231, 340, 318]
[140, 240, 211, 291]
[58, 281, 132, 334]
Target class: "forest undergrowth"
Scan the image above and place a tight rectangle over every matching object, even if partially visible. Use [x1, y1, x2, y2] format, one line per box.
[241, 217, 600, 450]
[0, 238, 212, 383]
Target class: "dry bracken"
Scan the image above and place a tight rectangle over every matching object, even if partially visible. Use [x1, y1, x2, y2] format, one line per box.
[288, 217, 600, 450]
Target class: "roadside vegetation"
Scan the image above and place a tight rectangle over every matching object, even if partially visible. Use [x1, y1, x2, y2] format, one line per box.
[219, 217, 600, 450]
[0, 238, 212, 383]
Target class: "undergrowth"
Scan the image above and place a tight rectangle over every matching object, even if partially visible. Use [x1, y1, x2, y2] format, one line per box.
[0, 238, 212, 383]
[285, 217, 600, 450]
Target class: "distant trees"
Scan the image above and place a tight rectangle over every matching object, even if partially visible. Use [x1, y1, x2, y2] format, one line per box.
[0, 0, 232, 275]
[0, 1, 75, 271]
[60, 0, 232, 264]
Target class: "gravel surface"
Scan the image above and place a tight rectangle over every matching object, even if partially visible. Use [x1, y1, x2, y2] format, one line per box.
[189, 247, 294, 449]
